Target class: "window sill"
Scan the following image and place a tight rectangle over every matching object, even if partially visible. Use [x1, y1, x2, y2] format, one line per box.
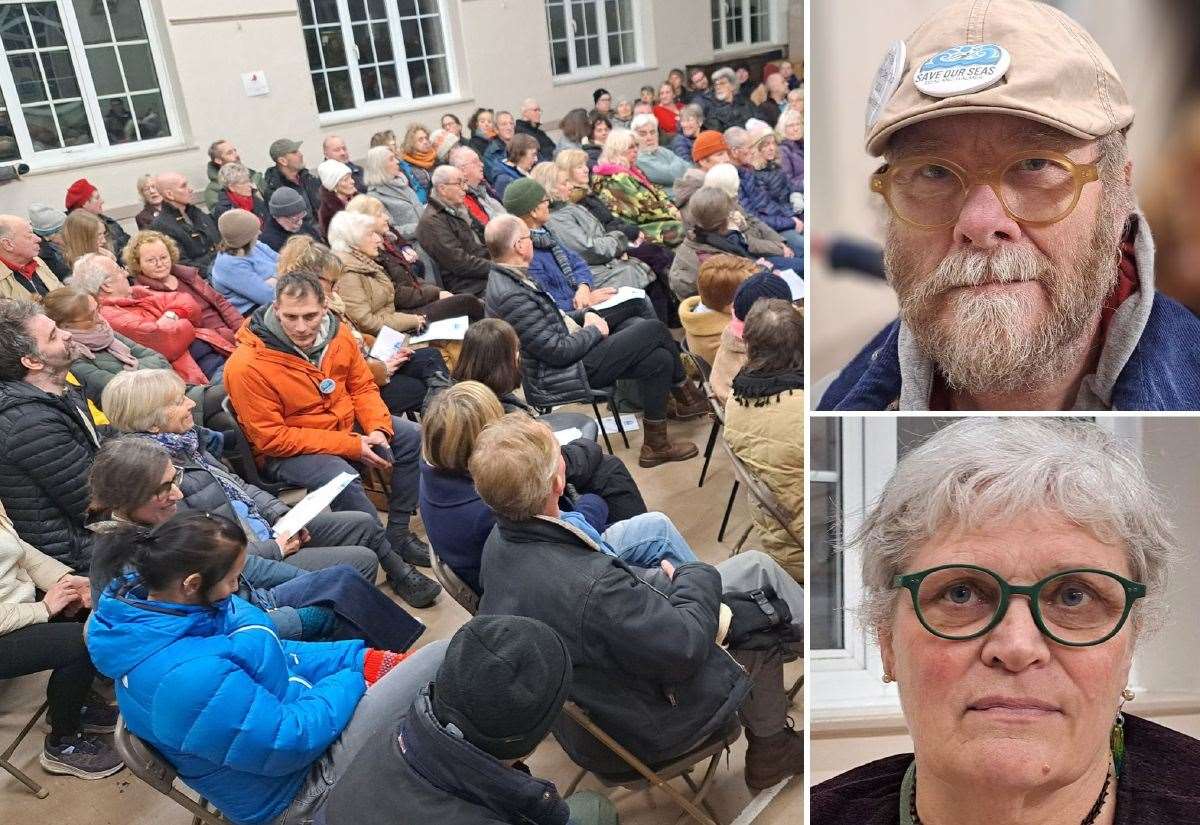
[713, 40, 788, 60]
[17, 139, 196, 177]
[551, 63, 656, 86]
[812, 690, 1200, 740]
[317, 92, 473, 127]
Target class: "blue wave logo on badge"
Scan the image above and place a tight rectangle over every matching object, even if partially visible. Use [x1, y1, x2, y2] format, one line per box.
[920, 44, 1003, 71]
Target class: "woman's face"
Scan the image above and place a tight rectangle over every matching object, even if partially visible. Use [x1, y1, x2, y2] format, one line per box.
[128, 460, 184, 525]
[681, 115, 700, 137]
[881, 515, 1135, 794]
[476, 111, 495, 137]
[229, 177, 253, 196]
[595, 94, 611, 114]
[784, 117, 802, 142]
[157, 390, 197, 434]
[335, 174, 357, 198]
[623, 143, 638, 167]
[570, 162, 590, 186]
[138, 240, 173, 281]
[142, 181, 162, 206]
[359, 228, 383, 258]
[591, 120, 610, 144]
[616, 101, 633, 120]
[555, 174, 573, 201]
[758, 138, 777, 162]
[441, 115, 462, 137]
[63, 296, 102, 332]
[658, 85, 674, 106]
[371, 213, 389, 235]
[518, 148, 538, 172]
[414, 130, 432, 154]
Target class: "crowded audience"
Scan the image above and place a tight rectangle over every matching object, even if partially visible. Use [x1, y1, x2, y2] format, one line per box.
[0, 58, 804, 823]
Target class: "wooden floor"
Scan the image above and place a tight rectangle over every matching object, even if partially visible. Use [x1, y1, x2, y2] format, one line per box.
[0, 409, 804, 824]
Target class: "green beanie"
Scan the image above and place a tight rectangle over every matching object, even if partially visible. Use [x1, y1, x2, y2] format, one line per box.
[501, 177, 546, 217]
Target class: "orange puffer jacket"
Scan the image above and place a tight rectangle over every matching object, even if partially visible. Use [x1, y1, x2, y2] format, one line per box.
[222, 311, 392, 466]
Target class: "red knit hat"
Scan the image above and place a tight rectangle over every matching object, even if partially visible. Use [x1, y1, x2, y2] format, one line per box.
[692, 131, 729, 163]
[65, 178, 97, 211]
[762, 63, 782, 80]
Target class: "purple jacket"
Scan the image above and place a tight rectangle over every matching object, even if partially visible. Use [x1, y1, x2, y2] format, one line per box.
[779, 139, 804, 193]
[737, 165, 794, 232]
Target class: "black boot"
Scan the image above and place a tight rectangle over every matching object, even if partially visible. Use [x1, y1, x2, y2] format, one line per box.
[386, 526, 431, 567]
[379, 552, 441, 609]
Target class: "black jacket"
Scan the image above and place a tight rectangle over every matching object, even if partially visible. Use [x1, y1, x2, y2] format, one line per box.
[811, 714, 1200, 825]
[703, 98, 757, 132]
[261, 166, 323, 218]
[477, 515, 751, 771]
[577, 192, 640, 241]
[515, 119, 556, 163]
[0, 381, 101, 570]
[149, 203, 219, 276]
[211, 189, 270, 224]
[318, 689, 571, 825]
[484, 263, 599, 406]
[100, 213, 131, 261]
[38, 239, 70, 282]
[259, 215, 322, 252]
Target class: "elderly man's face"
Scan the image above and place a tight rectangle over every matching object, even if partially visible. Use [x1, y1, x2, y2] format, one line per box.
[324, 136, 349, 163]
[714, 77, 733, 102]
[100, 260, 132, 298]
[634, 121, 658, 150]
[456, 152, 484, 185]
[2, 219, 41, 263]
[523, 101, 542, 125]
[497, 114, 515, 142]
[881, 514, 1134, 796]
[438, 171, 467, 206]
[883, 113, 1130, 396]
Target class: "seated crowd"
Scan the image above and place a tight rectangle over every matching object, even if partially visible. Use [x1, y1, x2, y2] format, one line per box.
[0, 59, 804, 825]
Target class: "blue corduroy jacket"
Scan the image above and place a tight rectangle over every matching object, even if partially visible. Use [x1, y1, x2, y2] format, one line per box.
[817, 291, 1200, 411]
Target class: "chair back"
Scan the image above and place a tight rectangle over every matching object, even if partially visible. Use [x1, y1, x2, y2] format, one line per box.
[720, 440, 801, 546]
[220, 396, 299, 495]
[429, 550, 479, 614]
[114, 719, 177, 794]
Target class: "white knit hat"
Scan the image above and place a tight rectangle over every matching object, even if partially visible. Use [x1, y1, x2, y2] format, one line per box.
[317, 159, 353, 191]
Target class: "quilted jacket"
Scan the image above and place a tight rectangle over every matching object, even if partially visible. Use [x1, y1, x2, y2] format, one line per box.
[415, 196, 492, 297]
[368, 178, 424, 239]
[97, 286, 209, 385]
[334, 249, 423, 335]
[736, 165, 795, 233]
[484, 263, 600, 407]
[0, 381, 100, 570]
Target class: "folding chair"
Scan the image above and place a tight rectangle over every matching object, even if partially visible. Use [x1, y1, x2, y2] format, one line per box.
[219, 397, 305, 497]
[560, 703, 739, 825]
[718, 440, 801, 552]
[428, 550, 479, 614]
[0, 701, 49, 798]
[531, 384, 628, 456]
[678, 351, 723, 489]
[114, 719, 226, 825]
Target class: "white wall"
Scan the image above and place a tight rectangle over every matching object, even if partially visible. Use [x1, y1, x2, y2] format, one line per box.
[0, 0, 799, 219]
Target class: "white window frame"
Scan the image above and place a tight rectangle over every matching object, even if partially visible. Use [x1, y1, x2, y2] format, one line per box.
[711, 0, 784, 55]
[810, 415, 1195, 725]
[304, 0, 461, 127]
[544, 0, 645, 84]
[0, 0, 182, 171]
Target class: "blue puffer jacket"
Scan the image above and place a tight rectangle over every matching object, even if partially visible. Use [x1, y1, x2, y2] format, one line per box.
[87, 574, 366, 825]
[528, 230, 594, 311]
[670, 133, 694, 163]
[737, 166, 794, 232]
[491, 160, 526, 200]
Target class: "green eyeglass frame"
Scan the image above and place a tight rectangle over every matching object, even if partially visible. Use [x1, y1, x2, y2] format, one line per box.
[892, 564, 1147, 647]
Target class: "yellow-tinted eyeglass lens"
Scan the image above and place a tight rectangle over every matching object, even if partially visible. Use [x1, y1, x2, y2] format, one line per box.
[999, 157, 1078, 223]
[887, 161, 967, 227]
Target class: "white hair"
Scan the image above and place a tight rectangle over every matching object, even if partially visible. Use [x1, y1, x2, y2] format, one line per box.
[326, 210, 377, 253]
[775, 108, 802, 140]
[431, 164, 461, 188]
[598, 129, 635, 165]
[630, 113, 657, 132]
[724, 126, 751, 151]
[448, 145, 479, 168]
[67, 253, 117, 295]
[216, 163, 250, 188]
[362, 145, 398, 188]
[856, 418, 1176, 640]
[703, 163, 741, 199]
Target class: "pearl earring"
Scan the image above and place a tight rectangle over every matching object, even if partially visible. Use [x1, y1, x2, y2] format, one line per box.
[882, 673, 894, 684]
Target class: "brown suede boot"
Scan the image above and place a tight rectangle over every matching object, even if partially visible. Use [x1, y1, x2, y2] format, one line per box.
[744, 721, 804, 791]
[668, 381, 711, 421]
[638, 418, 699, 467]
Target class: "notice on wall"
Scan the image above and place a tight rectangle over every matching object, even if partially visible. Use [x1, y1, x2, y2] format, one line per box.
[242, 71, 270, 97]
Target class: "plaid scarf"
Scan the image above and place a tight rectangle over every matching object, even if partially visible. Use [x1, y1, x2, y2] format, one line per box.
[530, 227, 581, 290]
[141, 429, 268, 524]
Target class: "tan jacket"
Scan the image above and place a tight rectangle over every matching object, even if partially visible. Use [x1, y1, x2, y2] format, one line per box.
[678, 295, 729, 367]
[0, 505, 72, 636]
[334, 249, 423, 336]
[723, 387, 804, 582]
[710, 326, 746, 408]
[0, 256, 62, 302]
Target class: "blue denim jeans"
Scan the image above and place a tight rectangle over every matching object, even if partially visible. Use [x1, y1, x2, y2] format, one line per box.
[601, 512, 699, 568]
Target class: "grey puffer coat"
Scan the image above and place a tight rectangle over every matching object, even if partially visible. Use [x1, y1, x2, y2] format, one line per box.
[545, 202, 653, 290]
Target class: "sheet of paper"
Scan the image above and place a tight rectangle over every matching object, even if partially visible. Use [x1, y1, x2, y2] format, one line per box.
[410, 315, 469, 344]
[368, 325, 409, 361]
[776, 269, 805, 301]
[591, 286, 646, 311]
[600, 413, 641, 434]
[271, 472, 357, 538]
[241, 71, 269, 97]
[553, 427, 584, 446]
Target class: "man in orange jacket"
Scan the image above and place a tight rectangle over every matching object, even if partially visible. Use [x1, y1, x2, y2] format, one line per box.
[222, 271, 441, 608]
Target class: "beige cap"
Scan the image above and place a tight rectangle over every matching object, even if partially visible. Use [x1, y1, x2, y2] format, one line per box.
[864, 0, 1133, 156]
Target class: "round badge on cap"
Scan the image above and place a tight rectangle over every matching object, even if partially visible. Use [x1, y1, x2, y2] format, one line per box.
[318, 378, 336, 395]
[866, 40, 907, 129]
[914, 43, 1010, 98]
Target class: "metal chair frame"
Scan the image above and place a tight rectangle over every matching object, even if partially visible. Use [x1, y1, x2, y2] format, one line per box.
[428, 550, 480, 614]
[534, 387, 628, 456]
[0, 700, 48, 798]
[717, 440, 801, 550]
[114, 719, 226, 825]
[219, 396, 305, 497]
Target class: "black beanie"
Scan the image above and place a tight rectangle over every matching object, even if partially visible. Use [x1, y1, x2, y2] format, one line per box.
[593, 87, 610, 104]
[733, 271, 792, 321]
[432, 615, 572, 760]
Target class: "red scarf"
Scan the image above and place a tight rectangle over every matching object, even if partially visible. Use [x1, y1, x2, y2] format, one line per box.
[226, 190, 261, 224]
[463, 193, 490, 226]
[0, 254, 37, 278]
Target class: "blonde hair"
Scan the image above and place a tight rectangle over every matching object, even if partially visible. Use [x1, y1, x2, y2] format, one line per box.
[345, 194, 387, 219]
[276, 235, 343, 285]
[421, 381, 505, 473]
[553, 149, 588, 179]
[528, 162, 563, 198]
[698, 254, 757, 313]
[62, 209, 106, 266]
[123, 230, 180, 278]
[135, 174, 156, 205]
[101, 369, 188, 433]
[469, 413, 560, 521]
[598, 129, 635, 165]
